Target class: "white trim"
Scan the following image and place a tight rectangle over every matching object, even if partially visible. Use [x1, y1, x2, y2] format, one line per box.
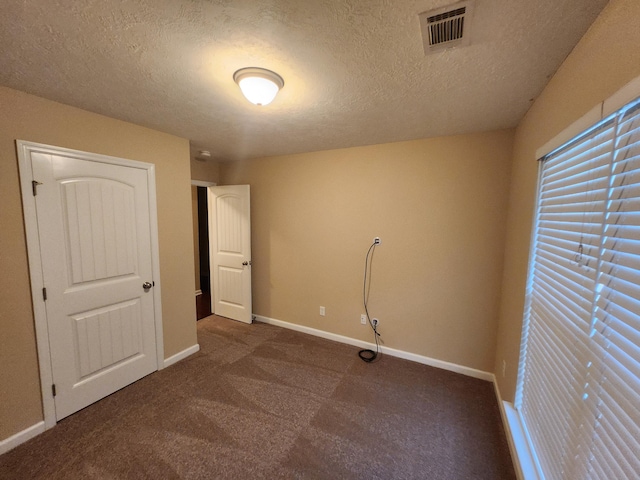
[493, 377, 541, 480]
[195, 289, 203, 296]
[16, 140, 165, 428]
[603, 74, 640, 118]
[254, 315, 493, 381]
[535, 73, 640, 160]
[191, 180, 216, 187]
[163, 344, 200, 368]
[0, 422, 45, 455]
[147, 165, 165, 370]
[535, 104, 601, 160]
[17, 141, 56, 430]
[514, 161, 545, 410]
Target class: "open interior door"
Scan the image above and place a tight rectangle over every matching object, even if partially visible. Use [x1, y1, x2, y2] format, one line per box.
[208, 185, 252, 323]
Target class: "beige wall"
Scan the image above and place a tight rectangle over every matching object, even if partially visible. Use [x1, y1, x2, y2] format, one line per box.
[221, 130, 514, 372]
[0, 86, 197, 441]
[4, 0, 634, 444]
[494, 0, 640, 402]
[191, 157, 220, 184]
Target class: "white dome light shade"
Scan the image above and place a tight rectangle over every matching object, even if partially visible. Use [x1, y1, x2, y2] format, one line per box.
[233, 67, 284, 106]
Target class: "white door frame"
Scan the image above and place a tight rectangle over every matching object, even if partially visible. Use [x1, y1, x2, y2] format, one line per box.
[17, 140, 165, 430]
[191, 180, 216, 187]
[191, 181, 215, 297]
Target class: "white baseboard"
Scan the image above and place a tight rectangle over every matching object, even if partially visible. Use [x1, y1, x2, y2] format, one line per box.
[253, 314, 493, 382]
[163, 344, 200, 368]
[0, 421, 45, 455]
[493, 377, 541, 480]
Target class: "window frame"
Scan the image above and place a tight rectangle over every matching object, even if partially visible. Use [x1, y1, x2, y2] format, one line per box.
[516, 79, 640, 479]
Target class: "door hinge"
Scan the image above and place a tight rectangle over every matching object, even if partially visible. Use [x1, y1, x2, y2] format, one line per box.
[42, 287, 47, 301]
[52, 384, 56, 397]
[32, 180, 42, 196]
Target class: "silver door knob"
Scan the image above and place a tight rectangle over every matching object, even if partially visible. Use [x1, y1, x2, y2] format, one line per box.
[143, 282, 153, 291]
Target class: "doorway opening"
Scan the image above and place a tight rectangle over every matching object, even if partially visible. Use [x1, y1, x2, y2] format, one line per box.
[192, 183, 252, 324]
[192, 183, 213, 320]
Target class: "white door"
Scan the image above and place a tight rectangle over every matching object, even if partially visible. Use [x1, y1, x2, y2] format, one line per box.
[31, 151, 158, 420]
[209, 185, 252, 323]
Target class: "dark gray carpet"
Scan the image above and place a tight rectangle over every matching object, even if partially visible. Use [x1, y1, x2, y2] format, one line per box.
[0, 315, 516, 479]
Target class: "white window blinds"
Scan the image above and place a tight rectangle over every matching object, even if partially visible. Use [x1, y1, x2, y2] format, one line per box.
[518, 97, 640, 480]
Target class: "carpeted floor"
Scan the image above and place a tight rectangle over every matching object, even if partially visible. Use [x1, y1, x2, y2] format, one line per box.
[0, 315, 516, 479]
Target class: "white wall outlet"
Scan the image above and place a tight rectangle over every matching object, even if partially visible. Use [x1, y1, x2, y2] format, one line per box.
[360, 314, 367, 325]
[374, 237, 381, 245]
[372, 318, 379, 328]
[320, 306, 325, 316]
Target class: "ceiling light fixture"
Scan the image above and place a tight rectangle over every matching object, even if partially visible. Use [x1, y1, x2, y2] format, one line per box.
[233, 67, 284, 106]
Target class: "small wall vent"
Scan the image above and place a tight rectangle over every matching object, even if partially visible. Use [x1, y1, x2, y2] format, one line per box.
[419, 1, 474, 54]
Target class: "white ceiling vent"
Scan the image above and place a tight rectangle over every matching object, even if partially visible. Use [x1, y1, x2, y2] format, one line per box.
[419, 1, 475, 54]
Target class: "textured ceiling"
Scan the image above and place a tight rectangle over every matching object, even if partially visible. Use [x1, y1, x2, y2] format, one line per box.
[0, 0, 609, 161]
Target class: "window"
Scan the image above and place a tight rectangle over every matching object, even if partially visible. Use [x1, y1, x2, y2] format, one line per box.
[517, 96, 640, 479]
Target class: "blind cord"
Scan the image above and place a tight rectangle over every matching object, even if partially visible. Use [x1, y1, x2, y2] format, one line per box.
[359, 241, 381, 362]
